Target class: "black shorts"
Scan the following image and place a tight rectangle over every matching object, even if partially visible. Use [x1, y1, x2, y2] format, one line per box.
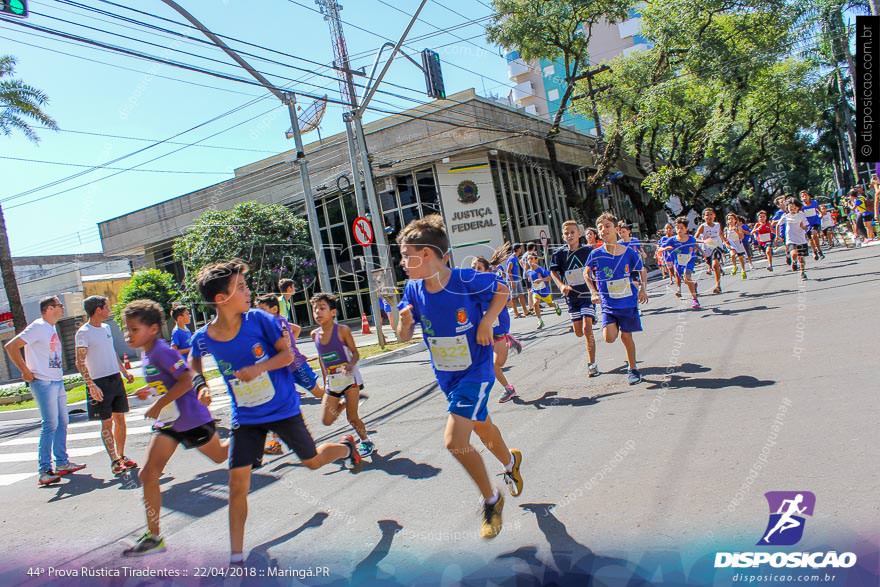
[705, 248, 724, 262]
[87, 374, 129, 420]
[229, 414, 317, 468]
[156, 421, 216, 449]
[805, 224, 820, 236]
[787, 243, 808, 256]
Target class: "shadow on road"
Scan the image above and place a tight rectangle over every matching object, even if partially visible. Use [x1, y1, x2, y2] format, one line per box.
[159, 468, 275, 517]
[644, 374, 774, 391]
[0, 422, 41, 439]
[234, 512, 329, 586]
[512, 391, 624, 410]
[365, 450, 441, 479]
[47, 473, 122, 501]
[349, 519, 405, 586]
[704, 304, 778, 317]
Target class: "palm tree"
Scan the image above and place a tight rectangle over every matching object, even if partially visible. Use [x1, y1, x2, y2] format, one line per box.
[1, 55, 58, 333]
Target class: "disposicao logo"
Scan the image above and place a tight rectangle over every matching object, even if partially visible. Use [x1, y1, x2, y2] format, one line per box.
[714, 491, 857, 570]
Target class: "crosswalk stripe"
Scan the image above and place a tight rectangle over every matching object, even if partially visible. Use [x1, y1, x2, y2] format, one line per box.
[0, 425, 154, 447]
[0, 445, 105, 463]
[0, 473, 37, 486]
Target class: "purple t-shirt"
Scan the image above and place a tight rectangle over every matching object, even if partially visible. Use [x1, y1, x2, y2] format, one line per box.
[143, 338, 211, 432]
[275, 315, 307, 369]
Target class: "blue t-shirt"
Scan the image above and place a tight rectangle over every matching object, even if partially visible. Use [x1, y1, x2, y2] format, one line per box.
[505, 254, 521, 281]
[658, 236, 676, 262]
[491, 274, 511, 337]
[401, 268, 497, 393]
[190, 309, 300, 426]
[587, 245, 644, 310]
[526, 266, 551, 296]
[670, 236, 700, 269]
[549, 244, 593, 300]
[772, 209, 786, 238]
[618, 237, 642, 255]
[378, 297, 391, 313]
[802, 201, 821, 226]
[740, 224, 752, 244]
[170, 325, 192, 351]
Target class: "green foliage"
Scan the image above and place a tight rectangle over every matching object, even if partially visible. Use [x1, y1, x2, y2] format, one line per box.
[112, 268, 180, 327]
[0, 55, 58, 142]
[172, 201, 315, 307]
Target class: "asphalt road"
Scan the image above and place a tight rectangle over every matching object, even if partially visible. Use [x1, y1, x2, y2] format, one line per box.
[1, 244, 878, 586]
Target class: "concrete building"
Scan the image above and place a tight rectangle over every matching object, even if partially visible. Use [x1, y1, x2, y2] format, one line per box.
[0, 254, 141, 382]
[505, 9, 649, 134]
[99, 89, 654, 327]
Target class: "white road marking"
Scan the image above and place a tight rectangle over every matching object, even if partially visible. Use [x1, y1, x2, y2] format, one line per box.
[0, 446, 104, 464]
[0, 472, 37, 486]
[0, 426, 154, 447]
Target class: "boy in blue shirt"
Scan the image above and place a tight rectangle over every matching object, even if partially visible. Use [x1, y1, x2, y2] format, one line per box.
[659, 217, 702, 309]
[525, 253, 561, 329]
[169, 306, 192, 359]
[586, 213, 649, 385]
[800, 190, 825, 261]
[396, 215, 523, 540]
[189, 260, 359, 565]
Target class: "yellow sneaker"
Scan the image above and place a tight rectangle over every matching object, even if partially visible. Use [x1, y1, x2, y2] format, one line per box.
[480, 494, 504, 539]
[502, 449, 523, 497]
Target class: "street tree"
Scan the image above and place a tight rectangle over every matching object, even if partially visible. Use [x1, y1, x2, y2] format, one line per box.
[486, 0, 634, 218]
[112, 268, 180, 329]
[0, 55, 58, 333]
[172, 201, 316, 307]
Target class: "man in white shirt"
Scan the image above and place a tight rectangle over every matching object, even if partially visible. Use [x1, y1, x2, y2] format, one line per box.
[75, 296, 135, 476]
[4, 296, 86, 486]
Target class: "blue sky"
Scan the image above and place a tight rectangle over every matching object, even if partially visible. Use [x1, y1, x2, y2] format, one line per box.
[0, 0, 512, 257]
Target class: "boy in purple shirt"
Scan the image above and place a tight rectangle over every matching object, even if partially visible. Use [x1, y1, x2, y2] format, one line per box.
[121, 300, 228, 557]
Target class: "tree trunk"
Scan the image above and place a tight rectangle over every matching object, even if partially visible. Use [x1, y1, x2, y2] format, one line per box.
[835, 69, 860, 184]
[0, 204, 26, 333]
[544, 137, 583, 214]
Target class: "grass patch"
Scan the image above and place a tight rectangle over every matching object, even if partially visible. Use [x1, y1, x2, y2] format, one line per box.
[0, 369, 219, 412]
[356, 340, 417, 360]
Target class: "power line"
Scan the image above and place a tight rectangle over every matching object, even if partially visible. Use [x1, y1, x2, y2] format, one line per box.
[0, 155, 233, 175]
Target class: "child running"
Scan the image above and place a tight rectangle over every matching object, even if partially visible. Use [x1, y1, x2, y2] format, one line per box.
[657, 223, 677, 286]
[549, 220, 599, 378]
[753, 210, 775, 271]
[724, 212, 748, 280]
[800, 191, 825, 261]
[617, 220, 646, 262]
[472, 256, 521, 403]
[662, 217, 702, 309]
[695, 208, 724, 294]
[121, 300, 228, 557]
[585, 212, 649, 385]
[311, 292, 374, 458]
[819, 204, 835, 248]
[255, 294, 324, 456]
[525, 252, 561, 329]
[395, 215, 523, 539]
[781, 198, 810, 279]
[739, 216, 756, 271]
[189, 260, 360, 565]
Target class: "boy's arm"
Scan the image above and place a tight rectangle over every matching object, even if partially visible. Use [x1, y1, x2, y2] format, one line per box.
[117, 355, 135, 383]
[340, 325, 360, 369]
[477, 283, 509, 346]
[585, 266, 600, 303]
[289, 322, 302, 339]
[637, 267, 649, 303]
[188, 353, 211, 406]
[694, 225, 704, 240]
[235, 336, 293, 382]
[4, 337, 34, 382]
[311, 332, 328, 380]
[144, 370, 194, 420]
[550, 270, 570, 295]
[396, 306, 416, 342]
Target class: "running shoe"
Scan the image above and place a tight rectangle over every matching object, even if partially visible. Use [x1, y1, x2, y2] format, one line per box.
[112, 459, 127, 476]
[588, 363, 600, 377]
[507, 335, 523, 355]
[536, 319, 544, 330]
[357, 440, 375, 458]
[800, 272, 807, 280]
[813, 251, 819, 261]
[55, 461, 86, 476]
[732, 266, 739, 276]
[122, 532, 167, 557]
[501, 449, 523, 497]
[712, 286, 721, 294]
[627, 369, 642, 385]
[767, 266, 773, 272]
[121, 456, 138, 469]
[691, 298, 701, 309]
[674, 288, 682, 298]
[341, 434, 362, 468]
[38, 471, 61, 486]
[819, 251, 826, 259]
[741, 271, 747, 280]
[499, 385, 518, 403]
[263, 440, 283, 455]
[480, 494, 505, 539]
[554, 305, 562, 316]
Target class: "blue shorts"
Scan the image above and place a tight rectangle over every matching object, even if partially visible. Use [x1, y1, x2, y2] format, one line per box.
[445, 380, 492, 422]
[675, 264, 695, 278]
[290, 362, 319, 392]
[564, 292, 595, 322]
[601, 306, 642, 333]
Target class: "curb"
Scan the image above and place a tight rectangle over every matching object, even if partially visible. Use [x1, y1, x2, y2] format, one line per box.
[360, 341, 427, 366]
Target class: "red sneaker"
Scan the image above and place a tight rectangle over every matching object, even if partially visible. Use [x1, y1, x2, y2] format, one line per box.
[55, 462, 86, 476]
[122, 456, 138, 469]
[340, 434, 362, 468]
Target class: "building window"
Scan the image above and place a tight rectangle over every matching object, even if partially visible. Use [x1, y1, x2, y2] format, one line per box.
[547, 88, 559, 102]
[543, 64, 555, 77]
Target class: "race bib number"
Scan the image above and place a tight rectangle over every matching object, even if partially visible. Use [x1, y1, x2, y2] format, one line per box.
[327, 367, 355, 393]
[607, 278, 632, 299]
[157, 400, 179, 425]
[676, 253, 692, 266]
[231, 372, 275, 408]
[757, 232, 771, 243]
[565, 267, 586, 286]
[704, 238, 718, 249]
[804, 208, 817, 217]
[428, 335, 472, 371]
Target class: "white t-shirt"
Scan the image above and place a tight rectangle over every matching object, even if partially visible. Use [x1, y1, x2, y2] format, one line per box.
[783, 212, 808, 245]
[74, 322, 119, 380]
[19, 318, 64, 381]
[820, 212, 834, 229]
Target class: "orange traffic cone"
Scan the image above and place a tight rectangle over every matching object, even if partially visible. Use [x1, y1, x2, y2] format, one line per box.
[361, 312, 371, 335]
[123, 353, 131, 369]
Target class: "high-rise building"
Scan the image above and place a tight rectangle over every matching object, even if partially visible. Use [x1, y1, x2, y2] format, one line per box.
[505, 9, 649, 134]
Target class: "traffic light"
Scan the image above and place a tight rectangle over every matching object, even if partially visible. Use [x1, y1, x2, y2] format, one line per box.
[0, 0, 27, 18]
[421, 49, 445, 100]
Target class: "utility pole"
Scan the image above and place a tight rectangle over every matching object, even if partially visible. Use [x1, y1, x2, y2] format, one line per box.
[571, 64, 611, 138]
[159, 0, 332, 294]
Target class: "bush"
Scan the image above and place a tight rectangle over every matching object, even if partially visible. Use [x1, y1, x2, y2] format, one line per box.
[113, 268, 180, 328]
